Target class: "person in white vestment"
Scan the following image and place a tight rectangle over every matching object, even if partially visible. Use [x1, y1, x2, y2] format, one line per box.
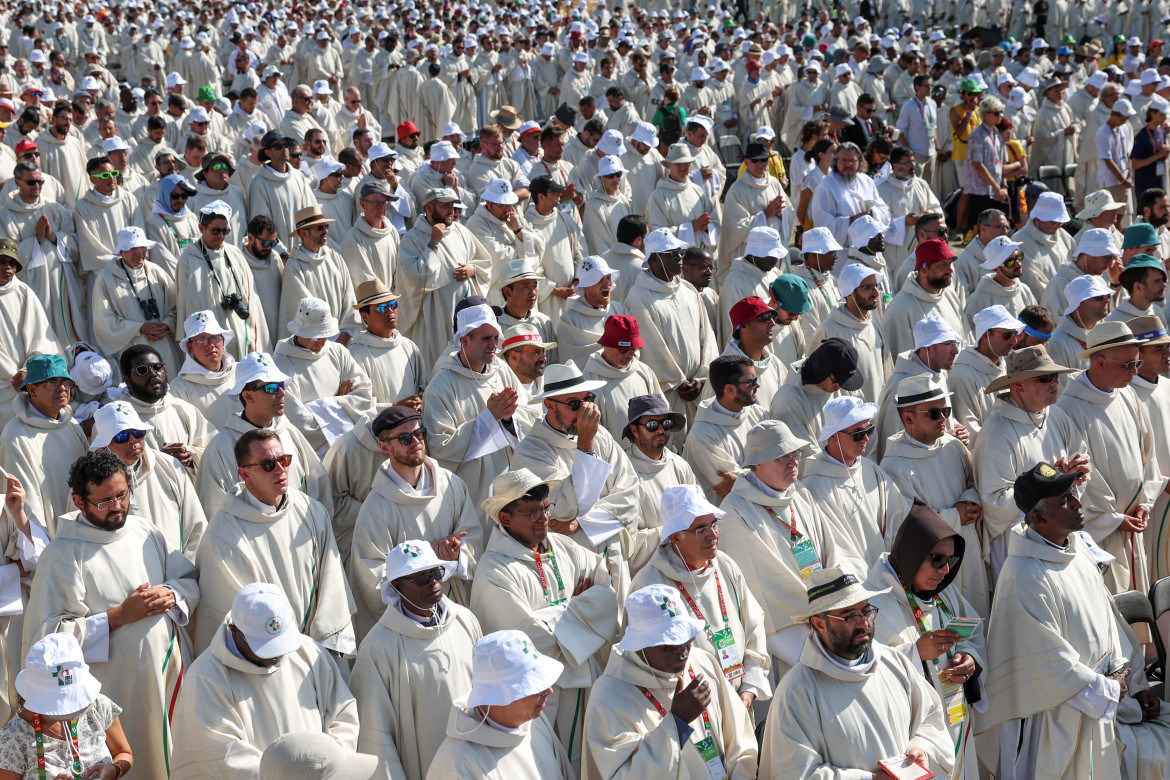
[168, 311, 237, 429]
[759, 566, 955, 778]
[964, 235, 1038, 324]
[347, 279, 425, 409]
[810, 142, 892, 258]
[769, 337, 865, 459]
[470, 469, 620, 772]
[350, 540, 481, 780]
[556, 255, 628, 370]
[812, 264, 892, 404]
[501, 323, 554, 396]
[169, 583, 359, 780]
[23, 449, 198, 780]
[716, 227, 783, 347]
[582, 583, 759, 780]
[884, 237, 972, 359]
[716, 295, 788, 411]
[425, 629, 572, 780]
[948, 306, 1024, 443]
[0, 238, 60, 410]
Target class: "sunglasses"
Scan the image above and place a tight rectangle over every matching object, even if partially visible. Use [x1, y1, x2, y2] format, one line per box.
[19, 151, 40, 158]
[847, 424, 875, 442]
[246, 382, 284, 394]
[375, 300, 399, 314]
[1107, 357, 1144, 371]
[602, 172, 622, 179]
[639, 418, 677, 432]
[19, 178, 43, 185]
[91, 170, 118, 179]
[550, 392, 596, 411]
[241, 453, 294, 472]
[112, 428, 148, 444]
[383, 427, 427, 446]
[1031, 373, 1059, 384]
[732, 376, 761, 388]
[258, 239, 279, 248]
[1002, 253, 1022, 268]
[911, 406, 952, 420]
[209, 162, 231, 171]
[207, 226, 230, 236]
[928, 553, 961, 570]
[172, 193, 191, 200]
[132, 362, 165, 376]
[402, 567, 444, 586]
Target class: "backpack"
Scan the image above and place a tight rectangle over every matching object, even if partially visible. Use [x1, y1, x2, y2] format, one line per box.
[659, 107, 683, 147]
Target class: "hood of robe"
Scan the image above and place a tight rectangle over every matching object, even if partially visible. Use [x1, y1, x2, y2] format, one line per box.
[888, 498, 964, 600]
[369, 456, 448, 508]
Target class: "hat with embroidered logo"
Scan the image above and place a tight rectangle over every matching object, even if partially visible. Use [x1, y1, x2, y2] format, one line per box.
[230, 582, 302, 659]
[617, 584, 706, 652]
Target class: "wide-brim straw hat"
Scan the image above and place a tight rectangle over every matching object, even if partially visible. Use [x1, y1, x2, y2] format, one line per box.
[481, 468, 562, 524]
[790, 568, 890, 623]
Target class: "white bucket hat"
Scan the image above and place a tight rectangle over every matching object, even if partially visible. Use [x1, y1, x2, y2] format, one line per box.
[530, 362, 607, 401]
[743, 419, 812, 466]
[576, 255, 619, 288]
[101, 136, 131, 153]
[660, 484, 724, 539]
[1073, 227, 1120, 257]
[312, 79, 333, 95]
[847, 214, 882, 248]
[454, 303, 501, 342]
[430, 140, 459, 162]
[288, 296, 340, 339]
[801, 226, 843, 255]
[229, 351, 290, 397]
[980, 236, 1023, 269]
[114, 226, 156, 253]
[1030, 191, 1071, 223]
[973, 304, 1025, 343]
[690, 66, 709, 81]
[380, 539, 458, 604]
[440, 121, 464, 138]
[481, 177, 520, 205]
[70, 350, 112, 396]
[89, 399, 154, 450]
[1076, 190, 1126, 220]
[618, 584, 706, 652]
[791, 568, 890, 623]
[745, 226, 785, 259]
[838, 263, 879, 298]
[16, 634, 102, 719]
[596, 155, 628, 178]
[467, 629, 565, 707]
[230, 582, 302, 659]
[313, 158, 343, 183]
[1063, 274, 1114, 316]
[643, 227, 689, 255]
[819, 396, 880, 442]
[629, 122, 659, 147]
[260, 732, 379, 780]
[597, 129, 627, 156]
[913, 315, 963, 350]
[180, 310, 235, 354]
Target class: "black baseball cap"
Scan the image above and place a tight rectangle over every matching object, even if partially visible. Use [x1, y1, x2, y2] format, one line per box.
[744, 142, 770, 161]
[1013, 462, 1080, 514]
[529, 175, 566, 198]
[801, 337, 864, 391]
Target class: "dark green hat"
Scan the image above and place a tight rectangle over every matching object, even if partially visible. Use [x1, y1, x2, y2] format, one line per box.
[1126, 253, 1166, 274]
[770, 273, 812, 315]
[1122, 222, 1159, 249]
[20, 354, 71, 390]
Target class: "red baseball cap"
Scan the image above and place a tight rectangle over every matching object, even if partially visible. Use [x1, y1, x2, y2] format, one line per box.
[397, 121, 421, 141]
[745, 58, 761, 71]
[14, 139, 38, 155]
[598, 314, 646, 349]
[729, 296, 775, 332]
[914, 238, 956, 270]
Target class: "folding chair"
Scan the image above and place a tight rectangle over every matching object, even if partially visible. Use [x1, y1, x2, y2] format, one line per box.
[1115, 589, 1166, 698]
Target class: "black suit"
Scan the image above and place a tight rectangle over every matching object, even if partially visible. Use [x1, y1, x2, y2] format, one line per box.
[840, 113, 888, 150]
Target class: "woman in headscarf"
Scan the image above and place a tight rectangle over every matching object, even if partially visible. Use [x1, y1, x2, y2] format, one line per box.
[865, 499, 988, 779]
[143, 173, 199, 276]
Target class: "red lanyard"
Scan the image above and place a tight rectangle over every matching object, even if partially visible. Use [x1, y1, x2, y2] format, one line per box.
[1146, 127, 1162, 153]
[534, 549, 566, 603]
[673, 571, 727, 627]
[766, 505, 801, 543]
[637, 669, 714, 736]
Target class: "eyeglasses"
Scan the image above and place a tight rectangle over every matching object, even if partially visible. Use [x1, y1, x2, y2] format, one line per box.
[382, 427, 427, 446]
[923, 227, 950, 238]
[132, 362, 164, 376]
[19, 178, 43, 185]
[910, 406, 952, 420]
[928, 552, 962, 570]
[503, 502, 552, 523]
[856, 283, 880, 292]
[846, 424, 876, 442]
[402, 567, 444, 586]
[188, 335, 224, 347]
[985, 110, 1003, 115]
[550, 392, 596, 411]
[601, 172, 622, 179]
[245, 382, 284, 394]
[731, 376, 761, 388]
[683, 261, 714, 271]
[241, 453, 294, 472]
[36, 377, 75, 390]
[639, 418, 678, 432]
[826, 605, 879, 626]
[19, 151, 40, 158]
[111, 428, 148, 444]
[1106, 357, 1144, 371]
[85, 489, 131, 511]
[207, 226, 230, 236]
[1031, 373, 1059, 384]
[679, 518, 720, 537]
[289, 151, 303, 159]
[374, 300, 399, 314]
[91, 170, 118, 179]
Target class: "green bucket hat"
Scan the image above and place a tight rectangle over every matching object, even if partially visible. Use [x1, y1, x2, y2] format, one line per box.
[1122, 222, 1159, 249]
[770, 273, 812, 315]
[1126, 253, 1166, 274]
[21, 354, 72, 389]
[0, 237, 21, 272]
[195, 85, 217, 102]
[960, 78, 983, 93]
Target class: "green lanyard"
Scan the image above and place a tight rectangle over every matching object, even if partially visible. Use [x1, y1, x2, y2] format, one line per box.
[34, 714, 81, 780]
[534, 549, 566, 605]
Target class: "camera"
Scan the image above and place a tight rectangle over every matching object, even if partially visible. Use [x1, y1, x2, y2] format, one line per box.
[137, 297, 160, 321]
[221, 292, 250, 320]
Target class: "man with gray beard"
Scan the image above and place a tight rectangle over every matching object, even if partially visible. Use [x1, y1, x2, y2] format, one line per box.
[810, 143, 892, 262]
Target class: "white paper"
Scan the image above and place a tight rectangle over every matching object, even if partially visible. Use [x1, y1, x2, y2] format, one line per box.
[0, 562, 22, 616]
[577, 509, 625, 547]
[304, 397, 356, 447]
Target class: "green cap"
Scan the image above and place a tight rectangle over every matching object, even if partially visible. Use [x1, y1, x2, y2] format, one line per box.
[1115, 34, 1127, 44]
[0, 237, 20, 271]
[960, 78, 983, 93]
[1122, 222, 1159, 249]
[195, 85, 217, 102]
[20, 354, 71, 389]
[1126, 253, 1166, 274]
[1061, 34, 1076, 45]
[770, 273, 812, 315]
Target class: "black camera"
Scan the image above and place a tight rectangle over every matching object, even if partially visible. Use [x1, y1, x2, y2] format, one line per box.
[221, 292, 250, 320]
[137, 297, 160, 321]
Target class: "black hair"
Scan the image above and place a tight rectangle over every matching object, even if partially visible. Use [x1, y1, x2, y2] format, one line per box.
[709, 354, 752, 397]
[118, 344, 162, 377]
[68, 450, 131, 500]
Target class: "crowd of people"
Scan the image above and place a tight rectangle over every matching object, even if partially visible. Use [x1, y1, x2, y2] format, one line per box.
[1, 0, 1170, 778]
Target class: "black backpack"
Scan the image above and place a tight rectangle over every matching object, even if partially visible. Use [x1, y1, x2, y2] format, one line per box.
[659, 107, 683, 146]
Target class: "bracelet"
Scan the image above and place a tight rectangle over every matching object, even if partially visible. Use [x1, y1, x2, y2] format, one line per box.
[513, 227, 522, 235]
[427, 240, 439, 250]
[115, 759, 129, 777]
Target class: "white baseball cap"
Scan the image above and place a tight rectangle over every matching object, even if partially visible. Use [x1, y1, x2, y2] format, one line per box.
[367, 142, 395, 162]
[101, 136, 130, 153]
[819, 396, 880, 442]
[643, 227, 689, 255]
[1112, 98, 1138, 117]
[575, 255, 619, 288]
[314, 157, 344, 183]
[617, 584, 706, 652]
[745, 226, 784, 258]
[466, 630, 564, 707]
[913, 315, 963, 350]
[660, 484, 724, 538]
[230, 583, 302, 659]
[1063, 274, 1114, 316]
[455, 303, 502, 341]
[973, 304, 1025, 343]
[980, 236, 1023, 269]
[89, 399, 154, 450]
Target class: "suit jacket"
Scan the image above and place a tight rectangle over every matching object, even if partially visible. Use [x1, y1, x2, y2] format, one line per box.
[840, 112, 888, 150]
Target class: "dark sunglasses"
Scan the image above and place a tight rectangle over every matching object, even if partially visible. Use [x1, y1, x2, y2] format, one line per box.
[847, 424, 876, 442]
[172, 192, 191, 200]
[245, 382, 284, 394]
[112, 428, 148, 444]
[1031, 373, 1058, 384]
[132, 362, 165, 376]
[19, 178, 43, 185]
[241, 453, 293, 471]
[257, 239, 279, 248]
[912, 406, 952, 420]
[403, 567, 444, 586]
[208, 226, 231, 236]
[384, 427, 427, 446]
[375, 300, 399, 314]
[928, 553, 961, 570]
[640, 418, 677, 432]
[550, 393, 596, 411]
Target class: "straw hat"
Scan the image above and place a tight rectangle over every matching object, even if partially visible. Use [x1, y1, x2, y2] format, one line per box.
[481, 468, 561, 524]
[983, 345, 1075, 393]
[352, 279, 398, 309]
[790, 567, 890, 623]
[489, 104, 523, 129]
[1077, 321, 1143, 360]
[289, 205, 334, 237]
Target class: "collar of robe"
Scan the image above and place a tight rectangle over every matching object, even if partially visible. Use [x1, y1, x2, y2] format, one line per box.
[435, 349, 506, 383]
[804, 448, 865, 479]
[634, 267, 680, 294]
[612, 644, 693, 693]
[1009, 523, 1079, 565]
[650, 540, 718, 585]
[377, 592, 452, 638]
[354, 214, 393, 239]
[350, 329, 403, 352]
[55, 508, 134, 545]
[735, 471, 796, 510]
[581, 350, 635, 381]
[797, 630, 879, 680]
[908, 276, 946, 303]
[15, 395, 76, 429]
[993, 395, 1052, 428]
[222, 482, 296, 525]
[275, 335, 331, 363]
[176, 352, 236, 383]
[955, 346, 1001, 377]
[446, 697, 531, 747]
[370, 456, 444, 507]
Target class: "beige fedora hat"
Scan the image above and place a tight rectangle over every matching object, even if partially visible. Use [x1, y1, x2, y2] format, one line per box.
[1077, 320, 1143, 361]
[790, 568, 890, 624]
[289, 205, 335, 237]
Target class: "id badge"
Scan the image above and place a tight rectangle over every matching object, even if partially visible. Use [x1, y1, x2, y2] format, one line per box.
[1158, 161, 1166, 177]
[791, 538, 822, 580]
[694, 736, 728, 780]
[941, 679, 967, 726]
[711, 628, 745, 680]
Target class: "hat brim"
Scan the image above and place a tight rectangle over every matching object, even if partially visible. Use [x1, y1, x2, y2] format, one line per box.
[0, 250, 22, 271]
[662, 154, 696, 165]
[839, 369, 866, 392]
[353, 292, 400, 310]
[530, 377, 608, 401]
[490, 112, 523, 130]
[248, 626, 304, 659]
[15, 668, 102, 718]
[481, 477, 563, 522]
[288, 319, 341, 339]
[1075, 201, 1124, 219]
[790, 582, 891, 623]
[617, 614, 706, 651]
[229, 366, 292, 397]
[466, 652, 564, 707]
[1078, 335, 1144, 360]
[984, 365, 1075, 393]
[289, 216, 335, 237]
[622, 409, 685, 440]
